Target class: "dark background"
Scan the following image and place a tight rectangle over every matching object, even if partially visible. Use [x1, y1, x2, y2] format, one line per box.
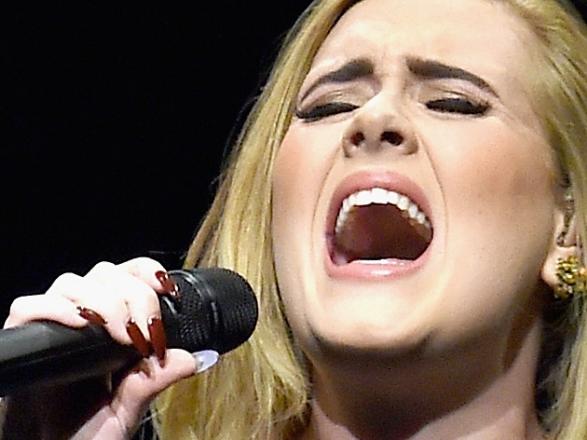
[1, 3, 310, 322]
[2, 2, 587, 323]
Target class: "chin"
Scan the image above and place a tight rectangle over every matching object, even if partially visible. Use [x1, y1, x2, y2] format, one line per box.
[305, 331, 432, 368]
[298, 301, 434, 364]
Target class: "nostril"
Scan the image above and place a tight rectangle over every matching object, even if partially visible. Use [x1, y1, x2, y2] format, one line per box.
[351, 132, 365, 145]
[381, 131, 403, 146]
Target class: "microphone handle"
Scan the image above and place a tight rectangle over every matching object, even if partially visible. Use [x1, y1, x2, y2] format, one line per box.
[0, 295, 178, 396]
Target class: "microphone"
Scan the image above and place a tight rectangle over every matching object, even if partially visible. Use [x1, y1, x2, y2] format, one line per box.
[0, 268, 258, 396]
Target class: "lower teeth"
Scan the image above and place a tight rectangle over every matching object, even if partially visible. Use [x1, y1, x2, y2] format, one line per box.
[357, 259, 391, 264]
[355, 259, 409, 265]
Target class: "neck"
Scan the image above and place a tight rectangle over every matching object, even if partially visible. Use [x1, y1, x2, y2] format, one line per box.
[299, 316, 545, 440]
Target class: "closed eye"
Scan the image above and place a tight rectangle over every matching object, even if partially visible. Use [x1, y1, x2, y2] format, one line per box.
[426, 98, 489, 115]
[296, 102, 359, 121]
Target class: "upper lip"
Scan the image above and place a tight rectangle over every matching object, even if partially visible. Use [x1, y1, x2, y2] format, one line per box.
[325, 170, 433, 239]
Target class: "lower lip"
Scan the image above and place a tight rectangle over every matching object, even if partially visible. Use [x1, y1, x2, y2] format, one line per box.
[324, 236, 431, 280]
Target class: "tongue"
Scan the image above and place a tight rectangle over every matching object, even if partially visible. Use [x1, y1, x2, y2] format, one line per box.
[334, 205, 430, 262]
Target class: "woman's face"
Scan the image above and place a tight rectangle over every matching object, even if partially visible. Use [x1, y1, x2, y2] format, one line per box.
[272, 0, 560, 361]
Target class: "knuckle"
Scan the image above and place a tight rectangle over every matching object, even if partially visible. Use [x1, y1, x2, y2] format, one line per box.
[126, 282, 159, 307]
[46, 272, 82, 295]
[48, 272, 82, 293]
[8, 296, 34, 320]
[120, 257, 165, 278]
[90, 261, 116, 273]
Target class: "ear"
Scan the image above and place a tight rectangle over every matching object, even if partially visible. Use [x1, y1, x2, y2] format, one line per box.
[541, 196, 578, 290]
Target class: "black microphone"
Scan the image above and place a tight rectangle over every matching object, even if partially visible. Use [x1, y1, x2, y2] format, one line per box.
[0, 268, 258, 396]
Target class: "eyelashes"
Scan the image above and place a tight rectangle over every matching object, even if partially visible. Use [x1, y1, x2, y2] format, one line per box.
[295, 102, 359, 121]
[425, 98, 489, 115]
[296, 97, 489, 121]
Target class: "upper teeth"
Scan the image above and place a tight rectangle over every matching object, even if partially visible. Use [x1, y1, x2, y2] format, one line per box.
[335, 187, 432, 236]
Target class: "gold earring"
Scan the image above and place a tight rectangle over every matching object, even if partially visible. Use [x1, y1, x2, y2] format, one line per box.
[554, 255, 587, 299]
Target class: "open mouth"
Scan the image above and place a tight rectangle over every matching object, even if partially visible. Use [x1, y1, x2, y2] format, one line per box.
[329, 187, 433, 265]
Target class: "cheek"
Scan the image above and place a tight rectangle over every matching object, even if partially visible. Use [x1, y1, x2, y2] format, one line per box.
[271, 125, 338, 315]
[272, 127, 328, 237]
[427, 120, 556, 331]
[273, 130, 314, 220]
[443, 122, 555, 227]
[421, 115, 555, 217]
[272, 124, 340, 235]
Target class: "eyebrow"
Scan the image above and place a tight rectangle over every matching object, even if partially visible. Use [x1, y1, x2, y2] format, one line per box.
[407, 57, 498, 97]
[299, 58, 374, 102]
[299, 56, 497, 102]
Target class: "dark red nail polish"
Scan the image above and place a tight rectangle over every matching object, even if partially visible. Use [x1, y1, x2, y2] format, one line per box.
[148, 316, 167, 365]
[77, 306, 107, 325]
[126, 318, 152, 358]
[155, 270, 179, 296]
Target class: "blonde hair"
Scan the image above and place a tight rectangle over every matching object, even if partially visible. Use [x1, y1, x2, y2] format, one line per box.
[153, 0, 587, 438]
[501, 1, 587, 438]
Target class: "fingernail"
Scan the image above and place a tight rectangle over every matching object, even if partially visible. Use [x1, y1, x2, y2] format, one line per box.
[77, 306, 107, 325]
[126, 318, 152, 358]
[192, 350, 219, 374]
[155, 270, 179, 296]
[147, 316, 167, 366]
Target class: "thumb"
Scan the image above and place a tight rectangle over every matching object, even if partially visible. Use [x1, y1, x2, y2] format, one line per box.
[111, 349, 218, 433]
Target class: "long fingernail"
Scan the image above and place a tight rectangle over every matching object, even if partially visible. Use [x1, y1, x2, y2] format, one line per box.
[126, 318, 152, 358]
[77, 306, 107, 325]
[155, 270, 179, 296]
[147, 316, 167, 366]
[192, 350, 219, 374]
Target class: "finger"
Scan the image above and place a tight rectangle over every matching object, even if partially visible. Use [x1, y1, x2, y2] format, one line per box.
[45, 272, 86, 297]
[46, 270, 132, 344]
[4, 294, 88, 329]
[154, 270, 179, 296]
[120, 263, 174, 363]
[46, 270, 122, 316]
[117, 257, 174, 294]
[110, 349, 204, 431]
[84, 261, 162, 355]
[85, 261, 161, 324]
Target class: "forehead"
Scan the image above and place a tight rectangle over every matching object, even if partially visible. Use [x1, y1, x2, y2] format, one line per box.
[311, 0, 536, 88]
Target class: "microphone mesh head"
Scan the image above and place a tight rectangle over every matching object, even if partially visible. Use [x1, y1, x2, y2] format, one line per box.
[166, 268, 258, 355]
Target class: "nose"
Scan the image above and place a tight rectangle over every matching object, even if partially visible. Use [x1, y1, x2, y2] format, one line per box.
[342, 98, 416, 157]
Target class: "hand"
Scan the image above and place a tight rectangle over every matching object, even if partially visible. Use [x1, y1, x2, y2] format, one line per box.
[1, 257, 206, 439]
